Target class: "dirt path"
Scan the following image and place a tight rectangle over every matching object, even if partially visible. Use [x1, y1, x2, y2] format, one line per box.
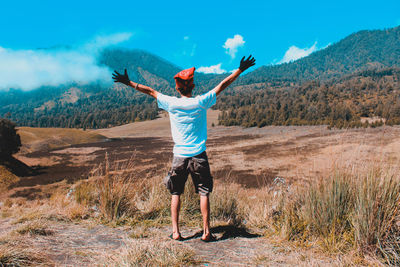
[0, 217, 339, 266]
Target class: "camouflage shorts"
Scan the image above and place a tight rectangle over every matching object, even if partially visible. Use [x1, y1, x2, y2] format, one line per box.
[163, 151, 213, 196]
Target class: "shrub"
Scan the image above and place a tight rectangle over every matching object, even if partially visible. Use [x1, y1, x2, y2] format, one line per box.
[0, 118, 21, 158]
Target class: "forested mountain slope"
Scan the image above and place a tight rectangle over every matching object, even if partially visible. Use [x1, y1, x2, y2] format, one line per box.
[1, 26, 400, 128]
[241, 26, 400, 84]
[218, 68, 400, 128]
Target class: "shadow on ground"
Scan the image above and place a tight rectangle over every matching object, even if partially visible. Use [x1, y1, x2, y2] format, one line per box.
[184, 225, 261, 242]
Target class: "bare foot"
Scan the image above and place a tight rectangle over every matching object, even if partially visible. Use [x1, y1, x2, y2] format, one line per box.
[201, 233, 216, 242]
[170, 233, 184, 241]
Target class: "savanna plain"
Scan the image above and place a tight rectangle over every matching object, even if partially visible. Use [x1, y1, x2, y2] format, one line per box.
[1, 110, 400, 266]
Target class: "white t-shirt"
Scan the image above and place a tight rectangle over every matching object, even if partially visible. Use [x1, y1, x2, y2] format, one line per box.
[157, 90, 216, 157]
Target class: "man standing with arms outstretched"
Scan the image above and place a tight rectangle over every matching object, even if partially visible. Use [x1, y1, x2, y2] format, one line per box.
[112, 55, 256, 241]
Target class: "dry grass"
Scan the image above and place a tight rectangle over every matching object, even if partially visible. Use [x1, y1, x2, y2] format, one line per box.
[211, 182, 244, 226]
[0, 235, 52, 266]
[94, 154, 138, 221]
[205, 162, 400, 265]
[0, 246, 50, 266]
[254, 165, 400, 264]
[3, 140, 399, 265]
[68, 154, 247, 228]
[98, 239, 197, 266]
[60, 153, 167, 224]
[17, 126, 106, 153]
[129, 225, 152, 239]
[15, 220, 53, 236]
[353, 168, 400, 265]
[0, 165, 20, 192]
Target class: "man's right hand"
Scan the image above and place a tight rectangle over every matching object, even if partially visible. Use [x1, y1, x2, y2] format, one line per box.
[112, 69, 130, 86]
[239, 55, 256, 72]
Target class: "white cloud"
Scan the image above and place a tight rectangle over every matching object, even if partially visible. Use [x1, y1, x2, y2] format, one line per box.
[223, 34, 245, 59]
[182, 43, 196, 57]
[190, 44, 196, 57]
[197, 63, 226, 74]
[0, 33, 133, 91]
[84, 32, 133, 51]
[181, 36, 196, 57]
[279, 42, 317, 64]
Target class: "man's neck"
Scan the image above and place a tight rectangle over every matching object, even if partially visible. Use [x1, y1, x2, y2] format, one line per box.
[180, 93, 192, 98]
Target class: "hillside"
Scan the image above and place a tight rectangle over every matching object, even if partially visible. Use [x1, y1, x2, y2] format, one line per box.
[241, 26, 400, 84]
[218, 68, 400, 128]
[1, 26, 400, 128]
[16, 127, 107, 153]
[0, 49, 224, 129]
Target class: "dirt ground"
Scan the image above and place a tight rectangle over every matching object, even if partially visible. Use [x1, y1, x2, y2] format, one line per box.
[2, 112, 400, 265]
[0, 217, 344, 266]
[7, 111, 400, 200]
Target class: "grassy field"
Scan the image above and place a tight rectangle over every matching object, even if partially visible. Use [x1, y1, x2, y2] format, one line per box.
[1, 117, 400, 265]
[17, 126, 107, 153]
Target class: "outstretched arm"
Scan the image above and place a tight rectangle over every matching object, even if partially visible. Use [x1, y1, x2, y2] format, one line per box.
[212, 55, 256, 96]
[112, 69, 158, 99]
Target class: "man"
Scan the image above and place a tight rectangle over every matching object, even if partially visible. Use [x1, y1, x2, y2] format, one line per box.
[112, 55, 256, 241]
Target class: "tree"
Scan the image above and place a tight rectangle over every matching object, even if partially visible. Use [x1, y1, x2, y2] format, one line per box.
[0, 119, 21, 157]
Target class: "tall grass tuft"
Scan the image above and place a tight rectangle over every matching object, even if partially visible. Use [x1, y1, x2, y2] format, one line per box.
[133, 174, 170, 222]
[71, 154, 171, 225]
[211, 183, 243, 226]
[73, 154, 248, 227]
[94, 153, 138, 221]
[352, 169, 400, 264]
[73, 180, 96, 205]
[268, 166, 400, 262]
[69, 153, 140, 222]
[301, 172, 355, 250]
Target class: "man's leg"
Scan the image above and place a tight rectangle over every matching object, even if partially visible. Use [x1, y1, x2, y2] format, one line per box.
[165, 156, 188, 240]
[200, 195, 211, 240]
[189, 151, 214, 241]
[171, 194, 181, 239]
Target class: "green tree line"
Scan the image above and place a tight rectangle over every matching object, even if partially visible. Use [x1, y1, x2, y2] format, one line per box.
[216, 68, 400, 129]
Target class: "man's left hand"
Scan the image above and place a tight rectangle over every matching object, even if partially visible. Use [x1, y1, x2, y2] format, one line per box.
[112, 69, 130, 86]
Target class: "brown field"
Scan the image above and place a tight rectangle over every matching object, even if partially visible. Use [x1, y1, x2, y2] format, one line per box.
[2, 110, 396, 201]
[1, 110, 400, 265]
[4, 109, 400, 202]
[17, 126, 106, 153]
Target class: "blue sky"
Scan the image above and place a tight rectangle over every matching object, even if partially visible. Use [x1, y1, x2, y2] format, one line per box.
[0, 0, 399, 90]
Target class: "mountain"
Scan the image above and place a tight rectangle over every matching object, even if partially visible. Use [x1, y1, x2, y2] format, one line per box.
[241, 26, 400, 84]
[1, 26, 400, 128]
[99, 48, 181, 92]
[99, 48, 224, 94]
[0, 49, 223, 128]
